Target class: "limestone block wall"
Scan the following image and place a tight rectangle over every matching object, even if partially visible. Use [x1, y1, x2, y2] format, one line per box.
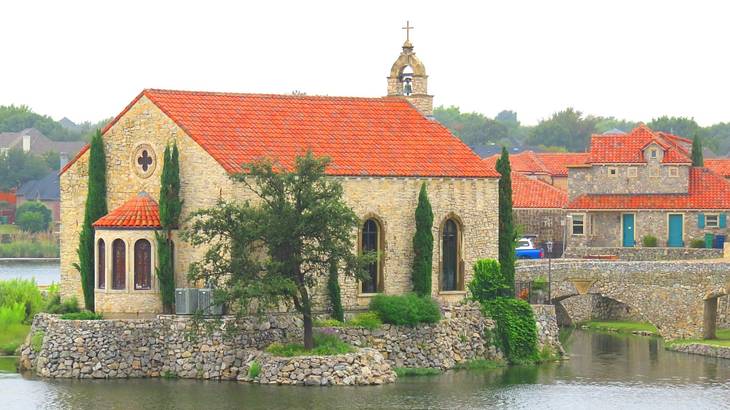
[568, 164, 689, 200]
[566, 210, 730, 249]
[61, 95, 499, 314]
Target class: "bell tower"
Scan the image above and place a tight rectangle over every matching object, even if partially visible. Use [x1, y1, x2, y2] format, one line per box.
[387, 21, 433, 116]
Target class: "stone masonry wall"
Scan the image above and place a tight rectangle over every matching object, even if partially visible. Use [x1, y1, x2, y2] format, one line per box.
[21, 302, 562, 379]
[568, 163, 690, 200]
[513, 208, 565, 256]
[60, 95, 498, 314]
[564, 246, 723, 260]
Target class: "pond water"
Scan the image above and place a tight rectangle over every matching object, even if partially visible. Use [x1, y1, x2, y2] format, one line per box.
[0, 260, 60, 285]
[1, 329, 729, 409]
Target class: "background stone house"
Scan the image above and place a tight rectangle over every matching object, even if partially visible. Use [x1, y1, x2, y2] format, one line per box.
[59, 39, 500, 316]
[16, 173, 61, 228]
[565, 125, 730, 249]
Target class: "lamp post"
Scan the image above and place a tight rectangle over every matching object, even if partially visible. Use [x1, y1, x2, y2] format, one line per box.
[546, 241, 553, 305]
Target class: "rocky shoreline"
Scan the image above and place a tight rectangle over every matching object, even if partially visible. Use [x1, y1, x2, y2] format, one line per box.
[665, 343, 730, 360]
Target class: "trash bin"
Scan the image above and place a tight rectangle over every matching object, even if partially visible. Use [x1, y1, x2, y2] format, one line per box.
[705, 233, 715, 249]
[714, 235, 726, 249]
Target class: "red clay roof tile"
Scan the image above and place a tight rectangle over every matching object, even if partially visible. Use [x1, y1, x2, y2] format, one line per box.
[587, 125, 690, 164]
[64, 89, 498, 178]
[93, 192, 161, 228]
[511, 173, 567, 208]
[706, 159, 730, 177]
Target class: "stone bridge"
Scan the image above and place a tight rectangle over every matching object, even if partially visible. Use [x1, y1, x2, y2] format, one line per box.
[516, 259, 730, 339]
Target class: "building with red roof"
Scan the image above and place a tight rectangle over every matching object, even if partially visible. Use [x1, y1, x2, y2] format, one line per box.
[566, 125, 730, 250]
[59, 38, 500, 315]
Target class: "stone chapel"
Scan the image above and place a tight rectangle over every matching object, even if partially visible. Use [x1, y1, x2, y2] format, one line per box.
[59, 36, 499, 316]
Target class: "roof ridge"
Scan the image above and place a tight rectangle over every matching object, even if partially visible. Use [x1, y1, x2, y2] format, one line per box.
[143, 88, 402, 102]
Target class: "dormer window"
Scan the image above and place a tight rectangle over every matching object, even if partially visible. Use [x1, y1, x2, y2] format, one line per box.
[650, 149, 657, 159]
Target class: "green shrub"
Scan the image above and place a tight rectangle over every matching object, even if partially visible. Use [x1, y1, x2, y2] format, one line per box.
[61, 311, 102, 320]
[0, 303, 25, 330]
[44, 294, 81, 314]
[456, 359, 505, 370]
[31, 330, 44, 352]
[162, 371, 179, 379]
[690, 239, 705, 248]
[0, 323, 30, 355]
[369, 294, 440, 326]
[247, 360, 261, 378]
[642, 235, 658, 247]
[265, 333, 355, 357]
[0, 278, 43, 323]
[532, 276, 548, 292]
[481, 297, 538, 365]
[394, 367, 441, 377]
[327, 260, 344, 322]
[15, 201, 52, 233]
[314, 318, 344, 328]
[468, 259, 508, 302]
[348, 312, 382, 330]
[0, 240, 59, 258]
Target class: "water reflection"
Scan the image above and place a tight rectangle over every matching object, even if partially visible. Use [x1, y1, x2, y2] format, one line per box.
[2, 330, 729, 410]
[0, 260, 60, 285]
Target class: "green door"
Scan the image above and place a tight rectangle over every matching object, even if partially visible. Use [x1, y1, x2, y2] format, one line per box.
[622, 214, 635, 247]
[668, 214, 684, 247]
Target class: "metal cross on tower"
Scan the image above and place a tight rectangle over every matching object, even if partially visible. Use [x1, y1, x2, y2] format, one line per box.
[402, 20, 414, 42]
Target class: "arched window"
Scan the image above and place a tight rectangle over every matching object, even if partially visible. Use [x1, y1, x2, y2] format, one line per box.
[97, 239, 105, 289]
[441, 219, 460, 291]
[112, 239, 126, 290]
[134, 239, 152, 290]
[361, 219, 382, 293]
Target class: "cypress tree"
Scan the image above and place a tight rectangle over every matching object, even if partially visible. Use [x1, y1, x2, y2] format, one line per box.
[327, 259, 344, 321]
[691, 134, 704, 167]
[157, 143, 182, 313]
[73, 130, 107, 311]
[412, 182, 434, 297]
[496, 147, 515, 296]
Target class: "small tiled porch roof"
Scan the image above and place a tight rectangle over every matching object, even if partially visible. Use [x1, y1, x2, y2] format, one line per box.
[93, 192, 161, 229]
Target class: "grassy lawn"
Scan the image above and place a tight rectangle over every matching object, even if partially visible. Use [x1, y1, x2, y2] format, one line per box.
[581, 320, 659, 335]
[667, 328, 730, 348]
[0, 225, 18, 235]
[0, 323, 30, 355]
[265, 333, 355, 357]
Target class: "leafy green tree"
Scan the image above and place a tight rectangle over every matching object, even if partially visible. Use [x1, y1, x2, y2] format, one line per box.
[73, 130, 107, 311]
[692, 134, 704, 166]
[412, 183, 434, 297]
[156, 143, 182, 313]
[0, 148, 50, 190]
[496, 147, 515, 295]
[594, 117, 637, 134]
[15, 201, 52, 233]
[648, 116, 701, 139]
[183, 151, 371, 349]
[42, 151, 60, 171]
[468, 259, 508, 302]
[528, 108, 598, 152]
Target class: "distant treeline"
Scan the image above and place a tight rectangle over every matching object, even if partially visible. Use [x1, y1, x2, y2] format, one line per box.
[0, 105, 109, 142]
[434, 106, 730, 155]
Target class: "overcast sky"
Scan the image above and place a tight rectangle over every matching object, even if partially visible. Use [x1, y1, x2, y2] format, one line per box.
[3, 0, 730, 126]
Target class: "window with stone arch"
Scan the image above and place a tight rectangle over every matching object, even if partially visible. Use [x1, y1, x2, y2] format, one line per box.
[441, 217, 463, 291]
[112, 239, 126, 290]
[361, 218, 384, 294]
[97, 239, 105, 289]
[134, 239, 152, 290]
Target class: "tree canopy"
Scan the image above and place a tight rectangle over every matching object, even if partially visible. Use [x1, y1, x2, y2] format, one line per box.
[0, 148, 50, 191]
[184, 151, 372, 349]
[0, 105, 109, 142]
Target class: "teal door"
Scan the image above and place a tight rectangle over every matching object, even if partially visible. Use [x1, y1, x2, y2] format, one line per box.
[668, 214, 684, 247]
[622, 214, 635, 247]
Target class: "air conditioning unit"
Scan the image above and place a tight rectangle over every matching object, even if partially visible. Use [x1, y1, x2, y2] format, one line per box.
[198, 288, 223, 316]
[175, 288, 199, 315]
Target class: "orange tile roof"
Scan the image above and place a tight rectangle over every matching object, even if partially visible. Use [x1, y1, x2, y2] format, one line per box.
[567, 167, 730, 210]
[587, 125, 690, 164]
[0, 191, 16, 205]
[511, 173, 567, 208]
[706, 159, 730, 177]
[483, 151, 588, 177]
[63, 89, 498, 178]
[93, 192, 161, 228]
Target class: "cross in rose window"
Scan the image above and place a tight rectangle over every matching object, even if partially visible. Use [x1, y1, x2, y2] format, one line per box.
[137, 150, 153, 172]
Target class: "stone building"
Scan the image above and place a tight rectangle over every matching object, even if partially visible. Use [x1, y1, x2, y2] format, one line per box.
[566, 125, 730, 249]
[511, 173, 567, 256]
[59, 38, 499, 315]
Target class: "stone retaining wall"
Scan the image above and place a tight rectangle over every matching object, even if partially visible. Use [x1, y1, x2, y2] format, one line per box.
[531, 304, 564, 355]
[666, 343, 730, 360]
[244, 348, 395, 386]
[563, 247, 722, 261]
